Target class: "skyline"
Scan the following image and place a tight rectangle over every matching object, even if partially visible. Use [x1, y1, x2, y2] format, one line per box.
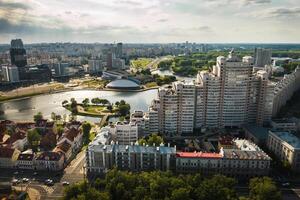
[0, 0, 300, 43]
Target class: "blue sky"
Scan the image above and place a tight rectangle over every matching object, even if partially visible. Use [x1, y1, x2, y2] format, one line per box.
[0, 0, 299, 43]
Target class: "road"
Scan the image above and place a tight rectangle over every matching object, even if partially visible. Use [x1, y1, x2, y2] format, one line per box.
[0, 150, 86, 200]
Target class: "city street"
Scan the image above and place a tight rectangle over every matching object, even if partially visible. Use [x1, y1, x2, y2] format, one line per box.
[0, 150, 86, 200]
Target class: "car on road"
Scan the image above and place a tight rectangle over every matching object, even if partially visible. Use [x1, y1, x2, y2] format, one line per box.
[13, 171, 19, 175]
[12, 179, 20, 185]
[282, 182, 290, 187]
[33, 172, 38, 176]
[45, 179, 54, 186]
[62, 181, 70, 186]
[22, 178, 29, 183]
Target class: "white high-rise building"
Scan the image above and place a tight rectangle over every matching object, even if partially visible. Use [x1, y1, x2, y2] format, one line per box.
[149, 51, 275, 135]
[1, 65, 19, 83]
[254, 48, 272, 68]
[158, 81, 195, 135]
[110, 122, 138, 145]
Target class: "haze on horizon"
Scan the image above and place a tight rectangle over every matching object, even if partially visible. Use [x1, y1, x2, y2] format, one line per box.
[0, 0, 299, 44]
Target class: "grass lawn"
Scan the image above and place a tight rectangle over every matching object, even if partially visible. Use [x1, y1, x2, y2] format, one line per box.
[145, 82, 158, 88]
[131, 58, 153, 69]
[64, 103, 117, 117]
[84, 105, 107, 114]
[80, 79, 108, 89]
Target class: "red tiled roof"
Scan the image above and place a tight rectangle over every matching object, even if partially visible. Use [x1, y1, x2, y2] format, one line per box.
[63, 128, 81, 142]
[176, 152, 223, 159]
[55, 141, 71, 153]
[36, 151, 63, 161]
[4, 130, 26, 144]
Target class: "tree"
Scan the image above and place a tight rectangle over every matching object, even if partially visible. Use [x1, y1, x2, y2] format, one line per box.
[195, 175, 238, 200]
[118, 100, 131, 117]
[139, 134, 164, 146]
[51, 112, 56, 121]
[27, 129, 41, 151]
[70, 98, 78, 114]
[171, 188, 191, 200]
[82, 98, 90, 107]
[82, 122, 92, 144]
[62, 100, 68, 106]
[62, 181, 109, 200]
[33, 112, 43, 123]
[91, 97, 101, 105]
[249, 177, 282, 200]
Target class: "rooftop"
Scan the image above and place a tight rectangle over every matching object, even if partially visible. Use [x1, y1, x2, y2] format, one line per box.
[176, 152, 222, 159]
[244, 124, 270, 141]
[106, 79, 140, 89]
[271, 131, 300, 149]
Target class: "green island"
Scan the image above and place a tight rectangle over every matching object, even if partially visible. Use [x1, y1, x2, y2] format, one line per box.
[62, 98, 130, 118]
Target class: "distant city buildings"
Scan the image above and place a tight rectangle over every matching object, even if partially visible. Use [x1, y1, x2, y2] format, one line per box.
[9, 39, 27, 80]
[88, 59, 103, 74]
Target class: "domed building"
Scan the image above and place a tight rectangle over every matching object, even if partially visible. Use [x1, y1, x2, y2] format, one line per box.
[106, 79, 141, 90]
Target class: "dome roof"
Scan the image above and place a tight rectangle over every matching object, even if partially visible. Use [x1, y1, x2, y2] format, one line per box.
[106, 79, 140, 89]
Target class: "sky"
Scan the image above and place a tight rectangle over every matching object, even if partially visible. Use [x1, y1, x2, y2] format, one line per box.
[0, 0, 299, 43]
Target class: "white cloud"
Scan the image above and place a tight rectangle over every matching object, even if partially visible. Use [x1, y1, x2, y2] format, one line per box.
[0, 0, 299, 43]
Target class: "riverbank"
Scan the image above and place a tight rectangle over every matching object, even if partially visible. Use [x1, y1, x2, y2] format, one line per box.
[0, 85, 159, 103]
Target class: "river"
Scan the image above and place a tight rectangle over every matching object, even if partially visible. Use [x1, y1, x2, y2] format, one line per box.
[0, 89, 158, 123]
[151, 69, 196, 82]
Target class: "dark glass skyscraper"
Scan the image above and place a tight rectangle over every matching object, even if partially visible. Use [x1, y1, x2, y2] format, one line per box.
[10, 39, 27, 68]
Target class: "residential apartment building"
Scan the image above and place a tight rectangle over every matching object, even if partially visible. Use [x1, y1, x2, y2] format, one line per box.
[149, 51, 275, 135]
[267, 131, 300, 172]
[86, 142, 176, 174]
[158, 81, 195, 135]
[110, 122, 138, 145]
[272, 67, 300, 116]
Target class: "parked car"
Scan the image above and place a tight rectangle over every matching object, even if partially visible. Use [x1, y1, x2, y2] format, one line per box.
[45, 179, 54, 186]
[22, 178, 29, 183]
[282, 182, 290, 187]
[12, 179, 20, 185]
[62, 181, 70, 186]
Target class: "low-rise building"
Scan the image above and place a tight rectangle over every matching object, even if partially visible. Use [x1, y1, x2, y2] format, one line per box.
[16, 149, 35, 170]
[53, 141, 72, 163]
[35, 151, 64, 171]
[244, 125, 270, 145]
[271, 119, 297, 132]
[267, 131, 300, 172]
[86, 142, 176, 174]
[176, 139, 271, 179]
[0, 147, 20, 168]
[57, 126, 83, 154]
